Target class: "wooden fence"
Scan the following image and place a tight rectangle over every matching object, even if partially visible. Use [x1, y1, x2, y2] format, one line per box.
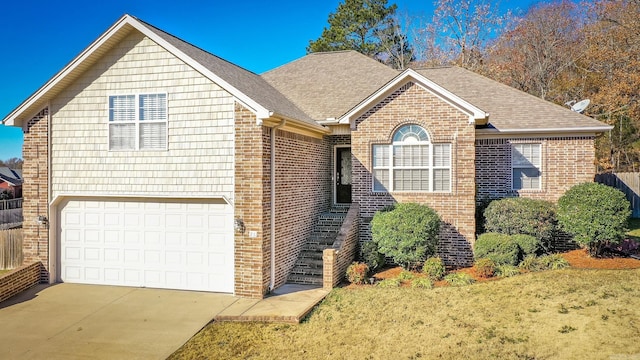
[595, 172, 640, 218]
[0, 198, 23, 226]
[0, 228, 23, 270]
[0, 198, 23, 211]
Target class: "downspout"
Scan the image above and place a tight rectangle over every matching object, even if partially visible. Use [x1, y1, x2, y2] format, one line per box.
[270, 119, 286, 291]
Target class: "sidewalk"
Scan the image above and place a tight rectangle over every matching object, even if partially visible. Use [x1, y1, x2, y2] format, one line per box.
[216, 284, 329, 323]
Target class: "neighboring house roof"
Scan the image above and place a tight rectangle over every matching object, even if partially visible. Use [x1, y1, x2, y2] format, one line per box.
[0, 167, 22, 186]
[262, 51, 399, 121]
[416, 67, 611, 133]
[2, 14, 324, 133]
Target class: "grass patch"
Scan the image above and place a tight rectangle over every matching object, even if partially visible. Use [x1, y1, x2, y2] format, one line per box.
[0, 269, 10, 276]
[627, 218, 640, 239]
[170, 269, 640, 360]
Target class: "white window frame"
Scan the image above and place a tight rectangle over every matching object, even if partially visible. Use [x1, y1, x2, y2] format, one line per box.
[108, 93, 168, 151]
[511, 143, 542, 190]
[372, 124, 451, 193]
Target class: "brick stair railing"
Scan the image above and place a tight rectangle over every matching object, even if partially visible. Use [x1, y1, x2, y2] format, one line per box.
[287, 206, 350, 286]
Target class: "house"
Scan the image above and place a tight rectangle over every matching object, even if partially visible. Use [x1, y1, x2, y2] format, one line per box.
[0, 167, 22, 199]
[1, 15, 611, 298]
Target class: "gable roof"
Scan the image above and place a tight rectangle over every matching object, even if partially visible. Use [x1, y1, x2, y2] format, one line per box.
[416, 67, 611, 133]
[262, 51, 399, 121]
[339, 68, 488, 126]
[0, 167, 22, 186]
[2, 15, 323, 132]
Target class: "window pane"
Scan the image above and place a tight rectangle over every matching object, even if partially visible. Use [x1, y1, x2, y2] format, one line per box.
[109, 123, 135, 150]
[433, 144, 451, 167]
[392, 124, 429, 142]
[394, 145, 428, 167]
[513, 168, 541, 190]
[373, 169, 389, 192]
[373, 145, 389, 167]
[140, 94, 167, 121]
[109, 95, 135, 122]
[512, 144, 540, 167]
[434, 169, 450, 191]
[140, 122, 166, 150]
[394, 169, 428, 191]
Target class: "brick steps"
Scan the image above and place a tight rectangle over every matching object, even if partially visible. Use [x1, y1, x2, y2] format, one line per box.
[287, 207, 347, 286]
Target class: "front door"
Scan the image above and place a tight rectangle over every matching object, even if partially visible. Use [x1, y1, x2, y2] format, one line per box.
[336, 147, 352, 204]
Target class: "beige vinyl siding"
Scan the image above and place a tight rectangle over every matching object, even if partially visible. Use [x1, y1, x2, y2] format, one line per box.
[50, 32, 235, 200]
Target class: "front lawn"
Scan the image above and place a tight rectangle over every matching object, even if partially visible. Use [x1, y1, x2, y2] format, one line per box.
[170, 268, 640, 359]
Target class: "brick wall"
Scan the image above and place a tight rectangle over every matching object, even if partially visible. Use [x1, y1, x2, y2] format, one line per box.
[22, 109, 50, 282]
[0, 261, 44, 303]
[351, 82, 476, 267]
[234, 103, 269, 298]
[323, 203, 359, 290]
[273, 129, 331, 289]
[476, 137, 597, 203]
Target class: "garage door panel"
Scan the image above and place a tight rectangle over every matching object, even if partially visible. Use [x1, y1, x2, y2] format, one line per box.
[60, 198, 234, 293]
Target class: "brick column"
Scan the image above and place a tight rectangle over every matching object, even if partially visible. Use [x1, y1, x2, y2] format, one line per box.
[21, 108, 50, 282]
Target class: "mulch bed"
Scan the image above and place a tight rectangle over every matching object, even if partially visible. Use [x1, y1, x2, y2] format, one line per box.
[361, 249, 640, 288]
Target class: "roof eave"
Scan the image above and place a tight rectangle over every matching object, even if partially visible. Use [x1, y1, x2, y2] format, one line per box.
[476, 125, 613, 138]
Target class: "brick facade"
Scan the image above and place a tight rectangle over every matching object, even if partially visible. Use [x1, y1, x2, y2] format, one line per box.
[475, 137, 596, 203]
[351, 82, 477, 267]
[21, 108, 50, 282]
[234, 103, 331, 298]
[0, 261, 44, 303]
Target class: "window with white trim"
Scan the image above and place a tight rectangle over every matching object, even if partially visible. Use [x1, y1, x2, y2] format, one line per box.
[108, 93, 167, 151]
[512, 143, 541, 190]
[372, 124, 451, 192]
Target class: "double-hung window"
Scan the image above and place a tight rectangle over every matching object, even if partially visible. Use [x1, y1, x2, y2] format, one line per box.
[372, 124, 451, 192]
[108, 93, 167, 151]
[512, 143, 541, 190]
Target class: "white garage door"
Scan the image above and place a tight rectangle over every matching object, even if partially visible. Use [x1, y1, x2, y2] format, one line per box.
[59, 198, 234, 293]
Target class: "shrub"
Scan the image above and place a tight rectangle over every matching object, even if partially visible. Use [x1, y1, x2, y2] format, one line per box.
[411, 277, 433, 289]
[346, 262, 369, 285]
[397, 270, 415, 281]
[474, 258, 496, 278]
[444, 272, 475, 287]
[519, 255, 542, 272]
[422, 257, 446, 281]
[377, 278, 401, 288]
[474, 233, 520, 266]
[557, 182, 631, 256]
[371, 203, 441, 269]
[484, 197, 557, 251]
[496, 264, 521, 277]
[537, 254, 570, 270]
[361, 241, 386, 272]
[511, 234, 541, 257]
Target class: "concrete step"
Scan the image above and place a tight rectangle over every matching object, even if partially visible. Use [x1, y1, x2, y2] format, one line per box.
[287, 274, 323, 286]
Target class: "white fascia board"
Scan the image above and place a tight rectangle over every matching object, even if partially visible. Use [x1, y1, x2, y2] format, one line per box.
[3, 15, 135, 127]
[476, 125, 613, 139]
[338, 68, 488, 126]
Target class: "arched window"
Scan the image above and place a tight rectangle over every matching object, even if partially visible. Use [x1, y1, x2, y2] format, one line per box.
[372, 124, 451, 192]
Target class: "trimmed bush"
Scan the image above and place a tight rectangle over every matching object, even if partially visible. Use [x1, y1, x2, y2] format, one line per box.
[496, 264, 521, 277]
[444, 272, 475, 287]
[557, 182, 631, 256]
[422, 257, 446, 281]
[519, 255, 542, 272]
[474, 233, 520, 266]
[484, 197, 557, 251]
[377, 278, 401, 288]
[361, 241, 386, 272]
[511, 234, 541, 257]
[411, 277, 433, 289]
[474, 258, 496, 278]
[346, 262, 369, 285]
[397, 270, 415, 281]
[537, 254, 570, 270]
[371, 203, 441, 269]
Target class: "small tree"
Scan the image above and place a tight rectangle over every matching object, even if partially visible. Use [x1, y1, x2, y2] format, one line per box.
[557, 182, 631, 257]
[371, 203, 441, 269]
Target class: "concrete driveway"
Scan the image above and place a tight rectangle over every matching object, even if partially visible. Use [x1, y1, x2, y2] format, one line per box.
[0, 283, 238, 360]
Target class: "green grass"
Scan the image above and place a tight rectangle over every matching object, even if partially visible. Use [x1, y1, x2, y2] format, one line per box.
[627, 218, 640, 239]
[0, 269, 10, 276]
[169, 269, 640, 360]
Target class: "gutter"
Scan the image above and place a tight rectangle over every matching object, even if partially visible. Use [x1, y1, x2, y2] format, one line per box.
[269, 119, 286, 292]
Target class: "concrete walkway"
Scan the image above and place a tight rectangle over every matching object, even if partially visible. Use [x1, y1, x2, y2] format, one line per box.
[0, 283, 329, 360]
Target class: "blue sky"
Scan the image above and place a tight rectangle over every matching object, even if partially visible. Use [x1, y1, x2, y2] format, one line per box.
[0, 0, 537, 161]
